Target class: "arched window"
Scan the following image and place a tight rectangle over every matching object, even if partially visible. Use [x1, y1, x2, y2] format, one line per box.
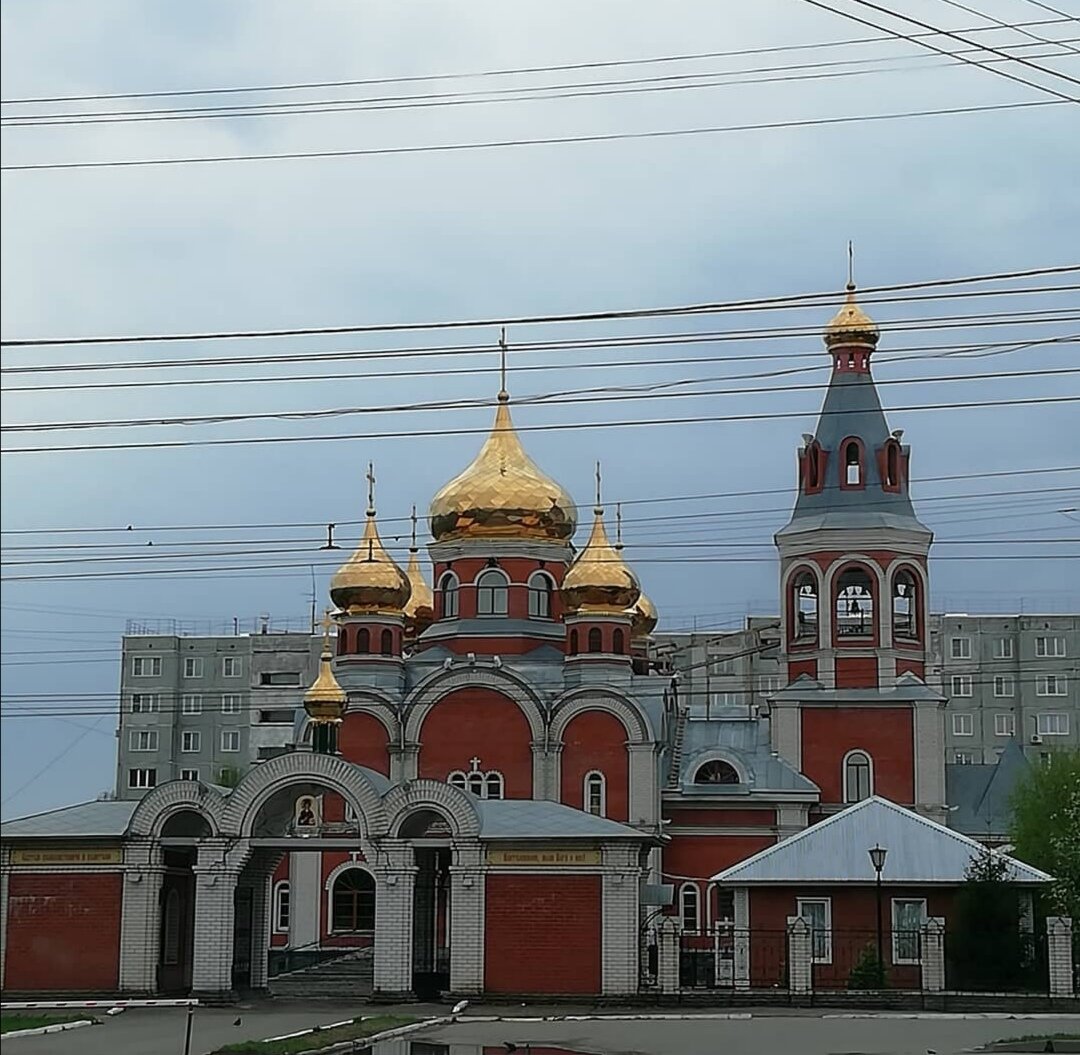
[584, 771, 606, 817]
[835, 566, 874, 638]
[805, 440, 824, 494]
[448, 771, 468, 792]
[439, 573, 459, 619]
[884, 440, 901, 491]
[843, 750, 873, 802]
[380, 628, 393, 655]
[356, 627, 371, 653]
[842, 438, 864, 488]
[337, 627, 348, 655]
[693, 759, 740, 785]
[467, 771, 485, 796]
[612, 627, 625, 655]
[793, 569, 818, 641]
[273, 880, 290, 934]
[528, 572, 553, 619]
[331, 868, 375, 932]
[892, 570, 918, 639]
[587, 627, 603, 653]
[476, 569, 508, 616]
[679, 883, 700, 932]
[485, 772, 505, 800]
[569, 629, 579, 655]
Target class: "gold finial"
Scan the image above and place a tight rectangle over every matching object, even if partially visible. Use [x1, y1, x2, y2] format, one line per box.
[824, 245, 879, 348]
[320, 608, 335, 652]
[498, 328, 509, 403]
[615, 502, 623, 550]
[366, 462, 376, 515]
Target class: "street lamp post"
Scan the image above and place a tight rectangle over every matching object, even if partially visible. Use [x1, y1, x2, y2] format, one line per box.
[868, 844, 888, 985]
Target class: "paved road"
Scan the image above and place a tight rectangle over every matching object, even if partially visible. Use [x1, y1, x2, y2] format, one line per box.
[4, 1004, 1077, 1055]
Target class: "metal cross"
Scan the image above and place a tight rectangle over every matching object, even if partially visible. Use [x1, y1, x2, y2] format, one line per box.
[498, 328, 508, 395]
[366, 462, 376, 511]
[469, 756, 482, 772]
[595, 461, 602, 508]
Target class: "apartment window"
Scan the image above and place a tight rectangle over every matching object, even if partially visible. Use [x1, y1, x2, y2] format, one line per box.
[797, 898, 832, 964]
[181, 694, 202, 716]
[708, 655, 734, 677]
[952, 713, 974, 737]
[758, 675, 781, 694]
[954, 751, 975, 764]
[258, 672, 301, 687]
[1035, 636, 1066, 658]
[129, 729, 158, 752]
[273, 882, 290, 933]
[1037, 675, 1068, 697]
[183, 657, 204, 678]
[679, 883, 700, 932]
[993, 675, 1015, 698]
[179, 768, 199, 782]
[892, 899, 927, 964]
[1037, 713, 1070, 736]
[221, 694, 242, 714]
[951, 675, 973, 698]
[994, 637, 1014, 659]
[130, 693, 158, 713]
[221, 730, 241, 752]
[994, 713, 1016, 737]
[584, 771, 606, 817]
[222, 656, 242, 678]
[131, 656, 161, 677]
[949, 636, 971, 660]
[258, 709, 294, 725]
[181, 730, 201, 753]
[128, 768, 157, 789]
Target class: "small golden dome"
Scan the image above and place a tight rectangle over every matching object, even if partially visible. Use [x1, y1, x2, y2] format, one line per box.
[627, 588, 658, 640]
[429, 391, 576, 543]
[563, 504, 641, 614]
[330, 467, 412, 615]
[825, 284, 879, 347]
[404, 549, 434, 618]
[305, 617, 346, 722]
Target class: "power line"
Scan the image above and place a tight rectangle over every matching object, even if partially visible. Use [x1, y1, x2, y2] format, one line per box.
[0, 98, 1063, 173]
[931, 0, 1080, 54]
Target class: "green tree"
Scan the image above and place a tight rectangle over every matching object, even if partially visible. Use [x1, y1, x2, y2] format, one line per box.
[847, 945, 886, 989]
[1009, 749, 1080, 920]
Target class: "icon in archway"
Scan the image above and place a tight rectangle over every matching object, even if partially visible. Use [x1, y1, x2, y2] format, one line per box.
[294, 795, 321, 830]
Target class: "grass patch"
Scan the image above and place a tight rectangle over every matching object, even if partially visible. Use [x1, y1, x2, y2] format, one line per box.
[211, 1015, 417, 1054]
[0, 1012, 96, 1034]
[981, 1036, 1080, 1053]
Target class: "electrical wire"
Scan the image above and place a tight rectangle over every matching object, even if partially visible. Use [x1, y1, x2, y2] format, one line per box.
[931, 0, 1080, 53]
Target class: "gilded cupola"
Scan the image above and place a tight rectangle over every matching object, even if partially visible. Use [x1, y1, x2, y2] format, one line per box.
[330, 464, 412, 615]
[562, 467, 641, 614]
[403, 506, 435, 634]
[615, 503, 657, 637]
[429, 367, 576, 543]
[304, 614, 347, 737]
[824, 282, 879, 348]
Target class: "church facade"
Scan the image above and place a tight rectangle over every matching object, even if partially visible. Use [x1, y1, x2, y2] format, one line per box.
[1, 289, 955, 1000]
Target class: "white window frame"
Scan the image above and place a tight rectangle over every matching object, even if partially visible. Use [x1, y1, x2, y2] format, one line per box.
[796, 897, 833, 964]
[222, 656, 242, 678]
[949, 636, 971, 660]
[952, 712, 974, 737]
[131, 655, 162, 678]
[221, 729, 241, 753]
[181, 694, 202, 716]
[679, 883, 700, 932]
[993, 712, 1015, 737]
[439, 572, 460, 618]
[891, 898, 927, 964]
[181, 730, 201, 753]
[993, 675, 1015, 698]
[273, 880, 291, 934]
[128, 768, 157, 789]
[994, 637, 1014, 659]
[1035, 635, 1066, 658]
[130, 693, 158, 713]
[950, 675, 973, 698]
[1036, 675, 1068, 697]
[447, 771, 467, 792]
[183, 656, 204, 678]
[842, 749, 874, 803]
[583, 770, 607, 817]
[527, 571, 554, 619]
[179, 768, 199, 782]
[1037, 712, 1070, 736]
[129, 729, 158, 752]
[474, 568, 509, 617]
[220, 694, 242, 715]
[708, 655, 734, 678]
[758, 675, 781, 694]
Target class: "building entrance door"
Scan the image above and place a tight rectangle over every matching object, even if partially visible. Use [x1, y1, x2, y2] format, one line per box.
[411, 847, 451, 999]
[157, 849, 195, 993]
[231, 886, 253, 991]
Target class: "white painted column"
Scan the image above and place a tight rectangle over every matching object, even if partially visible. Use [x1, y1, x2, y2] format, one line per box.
[288, 851, 321, 950]
[657, 919, 680, 994]
[733, 886, 751, 989]
[119, 843, 165, 992]
[627, 743, 658, 826]
[913, 699, 946, 816]
[531, 741, 557, 802]
[920, 916, 945, 992]
[248, 870, 272, 991]
[601, 847, 641, 995]
[373, 841, 416, 997]
[769, 702, 801, 769]
[191, 840, 247, 996]
[1048, 916, 1075, 998]
[787, 916, 811, 994]
[449, 846, 485, 994]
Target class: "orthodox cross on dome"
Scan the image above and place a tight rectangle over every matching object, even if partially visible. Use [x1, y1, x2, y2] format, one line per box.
[410, 504, 419, 552]
[321, 608, 335, 641]
[847, 238, 855, 291]
[469, 756, 482, 772]
[615, 501, 624, 550]
[595, 460, 603, 512]
[366, 462, 377, 513]
[498, 327, 509, 400]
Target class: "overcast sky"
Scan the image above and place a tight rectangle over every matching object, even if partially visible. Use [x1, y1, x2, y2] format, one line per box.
[2, 0, 1078, 818]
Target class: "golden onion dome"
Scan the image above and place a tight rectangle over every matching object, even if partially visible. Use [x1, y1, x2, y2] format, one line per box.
[429, 390, 577, 543]
[562, 500, 641, 614]
[627, 588, 658, 640]
[403, 509, 434, 632]
[330, 467, 412, 615]
[824, 283, 880, 347]
[304, 617, 347, 723]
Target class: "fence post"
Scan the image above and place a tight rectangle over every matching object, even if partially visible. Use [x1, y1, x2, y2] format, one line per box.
[657, 919, 681, 994]
[786, 916, 812, 995]
[920, 916, 945, 992]
[1047, 916, 1075, 998]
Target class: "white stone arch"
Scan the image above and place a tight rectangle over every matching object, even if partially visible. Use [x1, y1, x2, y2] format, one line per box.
[549, 688, 652, 744]
[222, 751, 389, 838]
[382, 779, 481, 839]
[683, 750, 750, 787]
[128, 779, 227, 838]
[402, 666, 547, 744]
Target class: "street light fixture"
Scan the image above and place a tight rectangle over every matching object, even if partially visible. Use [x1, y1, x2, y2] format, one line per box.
[868, 844, 888, 986]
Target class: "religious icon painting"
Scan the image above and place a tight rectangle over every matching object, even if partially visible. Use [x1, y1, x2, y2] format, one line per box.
[295, 794, 321, 829]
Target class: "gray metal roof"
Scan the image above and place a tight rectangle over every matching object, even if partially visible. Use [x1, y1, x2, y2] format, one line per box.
[946, 739, 1029, 838]
[475, 798, 647, 840]
[771, 672, 943, 704]
[1, 800, 138, 839]
[711, 796, 1051, 885]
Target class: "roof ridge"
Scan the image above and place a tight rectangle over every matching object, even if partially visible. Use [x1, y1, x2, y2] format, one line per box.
[1, 798, 108, 826]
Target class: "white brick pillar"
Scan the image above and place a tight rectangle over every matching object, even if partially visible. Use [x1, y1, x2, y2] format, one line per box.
[374, 842, 416, 997]
[191, 841, 246, 996]
[119, 843, 165, 992]
[627, 743, 659, 826]
[1047, 916, 1075, 998]
[449, 846, 485, 994]
[657, 919, 680, 994]
[288, 851, 321, 950]
[787, 916, 812, 994]
[733, 886, 751, 989]
[532, 740, 558, 802]
[601, 848, 641, 995]
[920, 916, 945, 992]
[248, 870, 272, 991]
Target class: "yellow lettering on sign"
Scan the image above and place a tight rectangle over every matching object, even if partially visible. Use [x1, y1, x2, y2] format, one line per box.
[11, 848, 123, 866]
[486, 848, 602, 867]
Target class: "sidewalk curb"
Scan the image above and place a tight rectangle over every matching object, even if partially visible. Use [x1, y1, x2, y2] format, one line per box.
[458, 1011, 1080, 1022]
[2, 1018, 95, 1039]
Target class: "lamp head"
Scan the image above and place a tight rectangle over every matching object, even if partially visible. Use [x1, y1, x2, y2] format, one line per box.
[868, 844, 888, 874]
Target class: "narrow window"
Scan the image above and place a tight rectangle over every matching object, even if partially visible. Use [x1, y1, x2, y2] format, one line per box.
[527, 573, 553, 619]
[357, 627, 370, 653]
[476, 569, 508, 616]
[338, 626, 348, 655]
[439, 573, 460, 619]
[467, 771, 485, 796]
[380, 628, 393, 656]
[892, 570, 917, 639]
[843, 750, 873, 802]
[485, 772, 505, 800]
[891, 899, 927, 964]
[587, 627, 603, 653]
[844, 440, 863, 487]
[584, 771, 606, 816]
[569, 629, 579, 655]
[805, 441, 822, 493]
[448, 771, 468, 791]
[797, 898, 833, 964]
[793, 570, 818, 640]
[273, 881, 291, 933]
[885, 441, 901, 490]
[612, 627, 625, 654]
[331, 869, 375, 932]
[680, 884, 700, 932]
[835, 566, 874, 638]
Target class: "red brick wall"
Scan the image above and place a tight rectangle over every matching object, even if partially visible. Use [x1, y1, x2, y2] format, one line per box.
[6, 873, 122, 991]
[788, 659, 817, 682]
[663, 808, 776, 827]
[895, 659, 924, 679]
[801, 707, 914, 804]
[835, 657, 878, 689]
[484, 874, 601, 994]
[663, 834, 776, 882]
[559, 710, 629, 821]
[338, 712, 390, 775]
[418, 688, 533, 797]
[432, 556, 567, 621]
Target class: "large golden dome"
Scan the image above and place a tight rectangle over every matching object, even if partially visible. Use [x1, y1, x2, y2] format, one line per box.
[429, 391, 577, 543]
[824, 284, 879, 347]
[563, 503, 641, 614]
